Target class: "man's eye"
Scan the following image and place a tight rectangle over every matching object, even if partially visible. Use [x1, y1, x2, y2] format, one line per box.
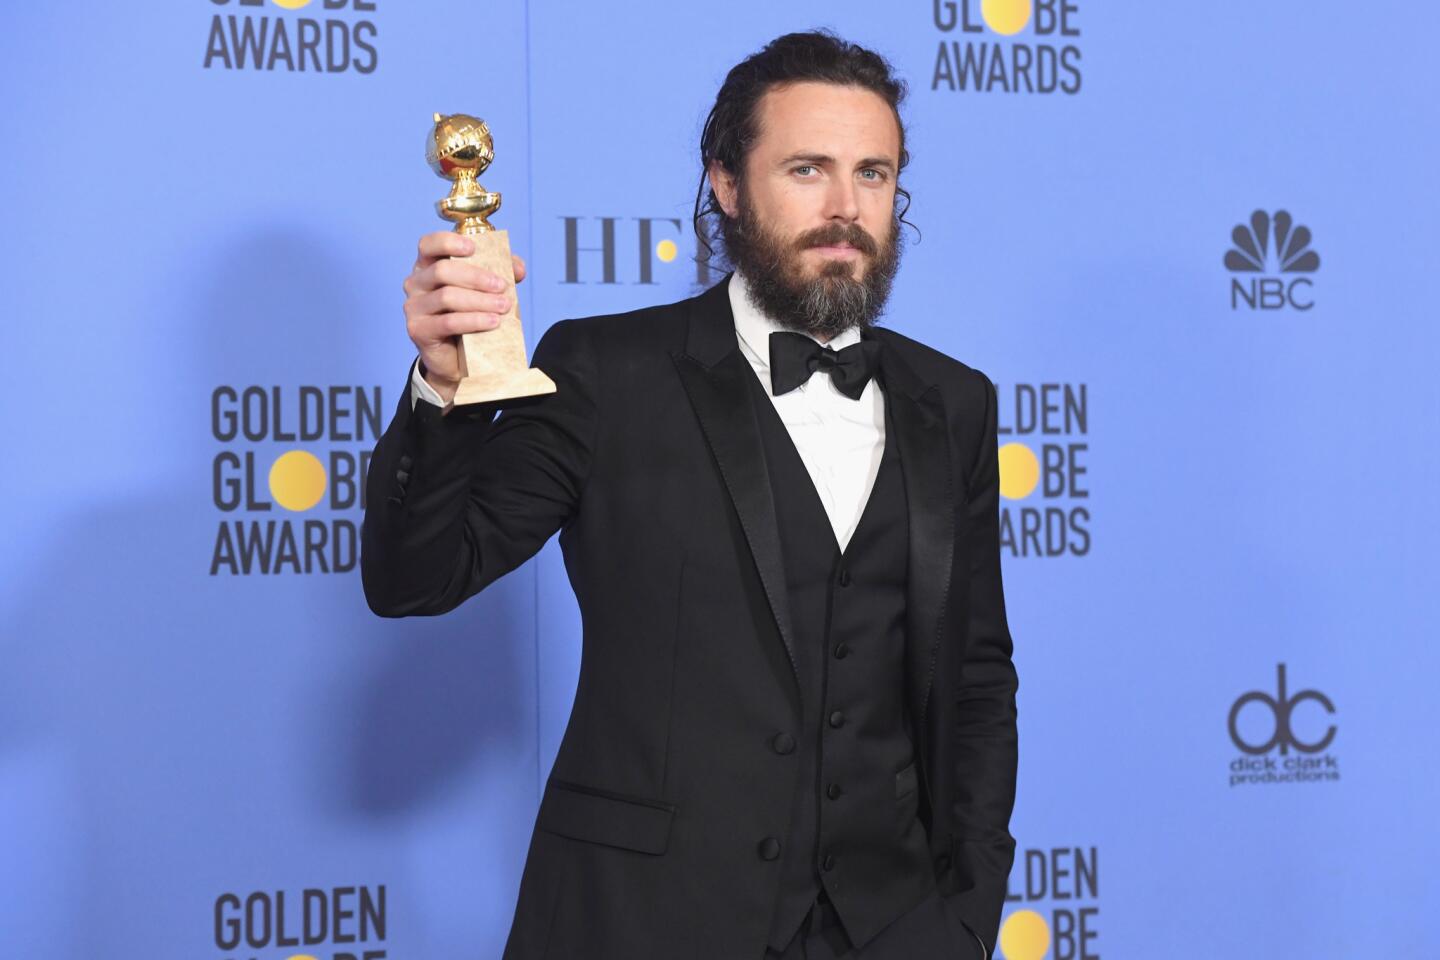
[793, 165, 815, 176]
[860, 169, 886, 181]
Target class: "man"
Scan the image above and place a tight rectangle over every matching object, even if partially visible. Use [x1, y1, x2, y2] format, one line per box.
[363, 30, 1018, 960]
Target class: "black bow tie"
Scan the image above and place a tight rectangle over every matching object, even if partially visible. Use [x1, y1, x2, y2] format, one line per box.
[768, 331, 882, 400]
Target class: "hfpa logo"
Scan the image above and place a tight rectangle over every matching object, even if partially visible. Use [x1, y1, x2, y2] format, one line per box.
[559, 216, 720, 287]
[1224, 209, 1321, 311]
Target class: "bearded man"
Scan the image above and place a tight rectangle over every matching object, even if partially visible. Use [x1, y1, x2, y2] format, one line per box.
[363, 29, 1018, 960]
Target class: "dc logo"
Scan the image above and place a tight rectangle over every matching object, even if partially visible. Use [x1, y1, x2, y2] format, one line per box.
[1227, 663, 1336, 755]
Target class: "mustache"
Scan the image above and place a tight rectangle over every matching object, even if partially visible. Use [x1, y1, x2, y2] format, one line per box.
[795, 222, 878, 257]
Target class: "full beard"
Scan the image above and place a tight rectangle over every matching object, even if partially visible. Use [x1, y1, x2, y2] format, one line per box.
[719, 187, 904, 340]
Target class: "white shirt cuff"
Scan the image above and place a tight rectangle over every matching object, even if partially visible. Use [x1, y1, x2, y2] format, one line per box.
[410, 356, 446, 410]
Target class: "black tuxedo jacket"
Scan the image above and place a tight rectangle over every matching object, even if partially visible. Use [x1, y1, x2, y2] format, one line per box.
[361, 274, 1018, 960]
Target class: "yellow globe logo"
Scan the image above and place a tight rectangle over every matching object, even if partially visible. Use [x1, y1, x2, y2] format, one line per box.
[271, 0, 314, 9]
[998, 442, 1040, 500]
[656, 239, 678, 263]
[982, 0, 1032, 35]
[999, 908, 1050, 960]
[269, 450, 327, 512]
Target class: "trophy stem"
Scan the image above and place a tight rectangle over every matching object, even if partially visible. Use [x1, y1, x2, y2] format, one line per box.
[457, 219, 495, 236]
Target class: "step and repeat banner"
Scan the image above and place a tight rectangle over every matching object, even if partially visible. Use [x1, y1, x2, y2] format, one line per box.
[2, 2, 1436, 958]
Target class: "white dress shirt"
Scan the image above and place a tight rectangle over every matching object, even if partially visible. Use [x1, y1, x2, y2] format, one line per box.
[726, 270, 886, 553]
[408, 269, 887, 552]
[410, 354, 447, 408]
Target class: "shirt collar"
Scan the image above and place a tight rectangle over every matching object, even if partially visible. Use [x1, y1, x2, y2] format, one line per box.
[729, 269, 862, 373]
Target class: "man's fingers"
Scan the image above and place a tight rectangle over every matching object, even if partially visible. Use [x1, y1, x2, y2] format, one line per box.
[432, 258, 509, 292]
[415, 231, 476, 269]
[404, 234, 517, 357]
[406, 259, 510, 299]
[412, 311, 505, 340]
[417, 285, 512, 317]
[404, 233, 518, 378]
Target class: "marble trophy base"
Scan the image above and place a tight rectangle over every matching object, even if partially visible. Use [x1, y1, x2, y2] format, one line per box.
[447, 227, 555, 409]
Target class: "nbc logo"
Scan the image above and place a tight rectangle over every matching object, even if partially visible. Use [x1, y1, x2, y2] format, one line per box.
[1225, 209, 1320, 311]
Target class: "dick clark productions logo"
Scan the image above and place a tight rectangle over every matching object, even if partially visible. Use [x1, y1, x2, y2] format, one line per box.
[1227, 663, 1340, 786]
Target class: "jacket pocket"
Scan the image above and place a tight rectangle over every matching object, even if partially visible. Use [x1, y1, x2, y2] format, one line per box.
[537, 778, 678, 855]
[895, 761, 918, 799]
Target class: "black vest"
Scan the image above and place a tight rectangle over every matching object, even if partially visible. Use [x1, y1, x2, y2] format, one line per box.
[745, 367, 937, 952]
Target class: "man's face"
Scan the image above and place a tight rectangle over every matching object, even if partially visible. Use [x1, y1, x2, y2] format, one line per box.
[712, 81, 904, 340]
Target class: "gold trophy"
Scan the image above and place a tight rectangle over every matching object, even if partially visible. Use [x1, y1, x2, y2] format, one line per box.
[427, 112, 556, 407]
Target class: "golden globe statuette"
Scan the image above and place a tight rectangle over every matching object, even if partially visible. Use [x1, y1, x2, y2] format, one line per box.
[427, 112, 556, 407]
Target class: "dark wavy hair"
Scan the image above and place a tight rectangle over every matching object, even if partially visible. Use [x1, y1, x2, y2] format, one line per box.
[692, 30, 917, 269]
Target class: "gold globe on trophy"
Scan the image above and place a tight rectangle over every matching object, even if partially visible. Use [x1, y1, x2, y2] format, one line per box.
[427, 112, 555, 407]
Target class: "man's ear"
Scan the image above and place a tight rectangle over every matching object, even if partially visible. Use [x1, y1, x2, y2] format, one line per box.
[708, 162, 738, 219]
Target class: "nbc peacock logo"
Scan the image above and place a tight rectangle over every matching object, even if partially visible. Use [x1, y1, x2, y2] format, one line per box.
[1225, 209, 1321, 311]
[930, 0, 1083, 95]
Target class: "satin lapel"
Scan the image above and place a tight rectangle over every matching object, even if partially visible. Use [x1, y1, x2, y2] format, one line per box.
[872, 334, 956, 736]
[670, 277, 802, 699]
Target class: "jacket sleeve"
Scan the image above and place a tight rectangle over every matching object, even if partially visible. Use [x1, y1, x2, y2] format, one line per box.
[361, 318, 598, 617]
[943, 371, 1019, 957]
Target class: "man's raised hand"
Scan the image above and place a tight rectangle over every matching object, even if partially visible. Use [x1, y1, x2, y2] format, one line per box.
[402, 230, 527, 404]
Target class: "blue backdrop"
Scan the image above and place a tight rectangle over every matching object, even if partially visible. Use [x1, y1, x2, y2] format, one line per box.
[3, 2, 1436, 957]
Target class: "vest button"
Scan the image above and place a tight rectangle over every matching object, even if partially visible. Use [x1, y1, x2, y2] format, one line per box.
[833, 643, 850, 660]
[826, 783, 842, 800]
[822, 854, 836, 871]
[936, 853, 952, 872]
[837, 566, 851, 586]
[771, 732, 796, 755]
[828, 710, 845, 729]
[758, 837, 782, 861]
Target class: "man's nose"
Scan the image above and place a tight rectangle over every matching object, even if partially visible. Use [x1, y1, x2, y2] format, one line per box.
[822, 176, 860, 222]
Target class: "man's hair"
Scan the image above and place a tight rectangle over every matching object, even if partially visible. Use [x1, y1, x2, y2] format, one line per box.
[691, 29, 916, 268]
